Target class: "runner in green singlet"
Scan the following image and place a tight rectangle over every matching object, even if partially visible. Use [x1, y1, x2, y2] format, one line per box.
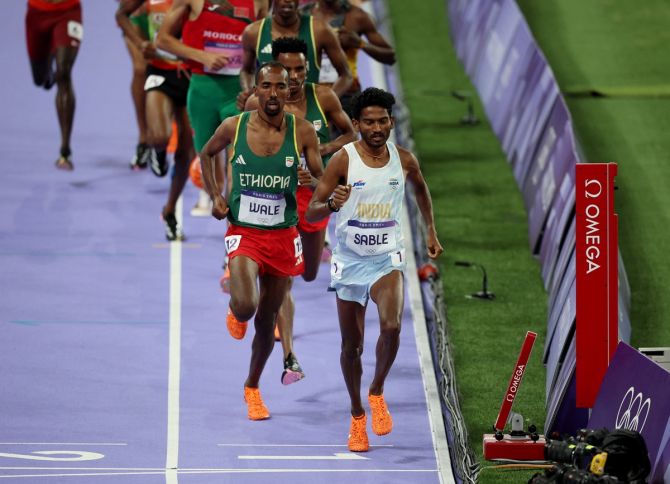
[199, 62, 324, 420]
[237, 0, 352, 110]
[245, 37, 355, 370]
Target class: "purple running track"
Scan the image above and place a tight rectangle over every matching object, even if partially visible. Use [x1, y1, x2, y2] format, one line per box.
[0, 2, 449, 482]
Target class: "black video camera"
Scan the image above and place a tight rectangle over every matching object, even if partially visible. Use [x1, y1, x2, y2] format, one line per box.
[529, 463, 621, 483]
[529, 428, 650, 484]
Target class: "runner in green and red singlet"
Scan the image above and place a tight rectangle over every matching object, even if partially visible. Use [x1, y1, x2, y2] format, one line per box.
[245, 37, 355, 379]
[200, 62, 323, 421]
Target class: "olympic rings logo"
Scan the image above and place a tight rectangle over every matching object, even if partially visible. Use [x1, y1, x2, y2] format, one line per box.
[615, 386, 651, 432]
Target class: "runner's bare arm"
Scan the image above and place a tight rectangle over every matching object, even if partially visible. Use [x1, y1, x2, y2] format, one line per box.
[350, 9, 395, 65]
[306, 149, 350, 223]
[243, 93, 259, 111]
[116, 0, 152, 54]
[316, 20, 352, 97]
[297, 118, 324, 184]
[254, 0, 270, 18]
[400, 147, 443, 259]
[200, 116, 239, 219]
[317, 85, 356, 157]
[238, 22, 261, 107]
[156, 0, 228, 70]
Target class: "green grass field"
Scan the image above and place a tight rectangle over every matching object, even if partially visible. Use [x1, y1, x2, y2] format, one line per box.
[517, 0, 670, 349]
[386, 0, 670, 482]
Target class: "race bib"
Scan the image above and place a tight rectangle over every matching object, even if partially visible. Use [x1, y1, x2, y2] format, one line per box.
[345, 220, 397, 256]
[330, 256, 343, 281]
[294, 235, 303, 258]
[225, 234, 242, 254]
[204, 42, 243, 76]
[144, 74, 165, 90]
[390, 249, 405, 267]
[238, 190, 286, 226]
[67, 21, 83, 42]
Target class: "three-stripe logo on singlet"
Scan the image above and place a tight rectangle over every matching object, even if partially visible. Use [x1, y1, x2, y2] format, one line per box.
[234, 155, 246, 165]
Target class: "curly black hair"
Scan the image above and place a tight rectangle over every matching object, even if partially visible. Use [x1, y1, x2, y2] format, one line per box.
[272, 37, 308, 59]
[351, 87, 396, 120]
[255, 61, 288, 84]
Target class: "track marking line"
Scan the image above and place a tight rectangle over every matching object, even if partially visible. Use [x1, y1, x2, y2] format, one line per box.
[0, 444, 127, 446]
[238, 453, 369, 460]
[165, 198, 183, 471]
[217, 444, 394, 447]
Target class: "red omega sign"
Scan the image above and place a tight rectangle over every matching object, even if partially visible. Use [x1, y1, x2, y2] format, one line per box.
[575, 163, 618, 408]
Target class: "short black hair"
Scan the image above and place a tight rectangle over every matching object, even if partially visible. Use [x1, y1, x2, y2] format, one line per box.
[255, 61, 288, 84]
[272, 37, 308, 59]
[351, 87, 396, 119]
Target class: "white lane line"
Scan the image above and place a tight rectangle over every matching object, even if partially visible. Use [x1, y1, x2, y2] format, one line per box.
[166, 467, 178, 484]
[217, 444, 394, 447]
[0, 468, 439, 479]
[0, 444, 126, 446]
[0, 472, 164, 479]
[0, 452, 102, 462]
[401, 210, 454, 484]
[0, 467, 436, 472]
[238, 453, 368, 461]
[165, 198, 183, 471]
[0, 468, 165, 471]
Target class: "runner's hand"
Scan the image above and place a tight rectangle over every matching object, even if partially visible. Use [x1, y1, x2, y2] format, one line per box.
[236, 88, 253, 111]
[298, 166, 312, 186]
[140, 40, 157, 60]
[331, 184, 351, 210]
[338, 28, 362, 50]
[212, 195, 229, 220]
[201, 52, 229, 71]
[426, 228, 443, 259]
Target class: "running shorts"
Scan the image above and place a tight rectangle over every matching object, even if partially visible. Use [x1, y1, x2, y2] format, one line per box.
[225, 224, 305, 278]
[187, 73, 241, 151]
[26, 0, 82, 60]
[330, 248, 406, 306]
[144, 64, 190, 107]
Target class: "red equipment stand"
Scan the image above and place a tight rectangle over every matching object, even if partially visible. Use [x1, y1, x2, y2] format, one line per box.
[482, 433, 546, 461]
[483, 331, 546, 461]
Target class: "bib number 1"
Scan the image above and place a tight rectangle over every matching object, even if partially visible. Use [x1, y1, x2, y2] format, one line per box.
[390, 249, 405, 267]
